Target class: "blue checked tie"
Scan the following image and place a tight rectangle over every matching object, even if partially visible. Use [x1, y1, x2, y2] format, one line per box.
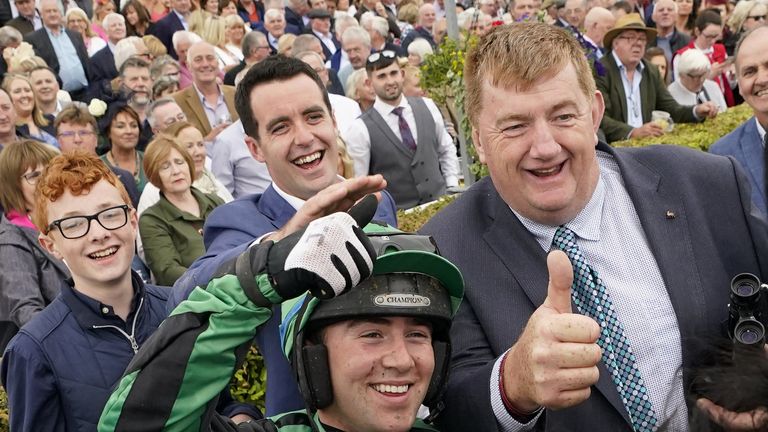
[552, 226, 658, 432]
[391, 106, 416, 151]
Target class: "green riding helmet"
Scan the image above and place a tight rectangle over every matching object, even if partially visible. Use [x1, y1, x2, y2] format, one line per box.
[279, 223, 464, 412]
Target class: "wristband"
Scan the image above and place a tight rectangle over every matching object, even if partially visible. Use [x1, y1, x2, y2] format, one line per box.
[498, 350, 542, 422]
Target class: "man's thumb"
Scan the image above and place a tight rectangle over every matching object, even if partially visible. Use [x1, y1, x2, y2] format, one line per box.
[544, 250, 574, 314]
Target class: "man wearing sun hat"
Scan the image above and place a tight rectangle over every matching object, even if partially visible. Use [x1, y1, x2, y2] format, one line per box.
[596, 12, 720, 143]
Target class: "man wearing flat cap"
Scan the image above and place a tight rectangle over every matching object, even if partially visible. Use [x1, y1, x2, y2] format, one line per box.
[596, 13, 719, 143]
[306, 8, 339, 61]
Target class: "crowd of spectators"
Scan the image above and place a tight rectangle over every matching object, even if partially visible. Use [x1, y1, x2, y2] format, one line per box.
[0, 0, 765, 428]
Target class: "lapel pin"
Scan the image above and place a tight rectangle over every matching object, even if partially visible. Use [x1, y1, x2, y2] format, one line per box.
[666, 210, 676, 219]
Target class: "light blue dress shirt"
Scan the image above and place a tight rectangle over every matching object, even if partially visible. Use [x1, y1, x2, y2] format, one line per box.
[45, 26, 87, 92]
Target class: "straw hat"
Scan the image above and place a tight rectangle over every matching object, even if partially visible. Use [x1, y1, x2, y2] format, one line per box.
[602, 13, 657, 49]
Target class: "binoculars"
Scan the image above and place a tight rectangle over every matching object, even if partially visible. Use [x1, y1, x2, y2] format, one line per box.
[728, 273, 768, 346]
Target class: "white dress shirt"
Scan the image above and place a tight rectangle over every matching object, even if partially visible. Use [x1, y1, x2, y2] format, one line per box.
[345, 96, 460, 187]
[490, 151, 688, 431]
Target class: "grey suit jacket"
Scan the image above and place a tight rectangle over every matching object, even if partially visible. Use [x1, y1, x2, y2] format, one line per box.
[420, 142, 768, 431]
[709, 116, 766, 215]
[0, 216, 70, 350]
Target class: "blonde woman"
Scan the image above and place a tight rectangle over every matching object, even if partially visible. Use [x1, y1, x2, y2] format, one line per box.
[223, 14, 247, 61]
[345, 68, 375, 112]
[91, 0, 116, 40]
[723, 0, 767, 54]
[277, 33, 296, 56]
[66, 7, 107, 56]
[199, 15, 241, 71]
[2, 75, 58, 147]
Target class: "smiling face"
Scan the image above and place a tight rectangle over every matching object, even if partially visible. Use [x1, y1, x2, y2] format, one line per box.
[106, 16, 126, 43]
[176, 125, 206, 175]
[67, 13, 88, 33]
[737, 27, 768, 125]
[109, 111, 140, 151]
[8, 78, 35, 117]
[248, 74, 339, 200]
[472, 62, 603, 226]
[265, 12, 286, 36]
[39, 179, 137, 296]
[0, 91, 17, 138]
[188, 43, 221, 86]
[368, 61, 404, 104]
[221, 0, 237, 15]
[320, 317, 434, 432]
[29, 68, 59, 106]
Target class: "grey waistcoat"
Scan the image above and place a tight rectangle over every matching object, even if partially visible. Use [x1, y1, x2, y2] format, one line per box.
[360, 97, 446, 209]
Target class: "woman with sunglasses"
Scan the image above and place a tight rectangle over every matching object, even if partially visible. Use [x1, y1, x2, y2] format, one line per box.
[723, 0, 766, 55]
[139, 136, 224, 286]
[0, 140, 68, 352]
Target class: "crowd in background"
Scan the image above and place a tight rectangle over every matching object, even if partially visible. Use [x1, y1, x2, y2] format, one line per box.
[0, 0, 765, 427]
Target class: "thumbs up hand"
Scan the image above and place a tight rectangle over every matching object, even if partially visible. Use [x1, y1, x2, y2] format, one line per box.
[500, 251, 603, 413]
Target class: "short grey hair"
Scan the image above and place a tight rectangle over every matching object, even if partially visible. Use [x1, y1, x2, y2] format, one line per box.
[368, 16, 389, 38]
[149, 55, 180, 80]
[407, 38, 433, 61]
[146, 97, 179, 128]
[677, 48, 711, 75]
[0, 26, 22, 49]
[264, 8, 285, 20]
[341, 25, 371, 47]
[113, 36, 144, 71]
[172, 30, 203, 51]
[334, 14, 359, 37]
[102, 12, 125, 28]
[242, 30, 267, 58]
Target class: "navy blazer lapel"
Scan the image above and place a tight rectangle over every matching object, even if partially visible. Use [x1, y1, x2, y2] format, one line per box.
[604, 143, 703, 361]
[739, 118, 765, 199]
[256, 184, 297, 229]
[482, 185, 633, 425]
[483, 190, 549, 308]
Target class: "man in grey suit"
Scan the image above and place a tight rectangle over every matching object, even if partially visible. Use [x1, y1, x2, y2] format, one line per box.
[710, 25, 768, 216]
[421, 23, 768, 432]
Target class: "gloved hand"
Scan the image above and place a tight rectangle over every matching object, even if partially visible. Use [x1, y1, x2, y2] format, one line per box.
[267, 194, 378, 300]
[233, 195, 378, 306]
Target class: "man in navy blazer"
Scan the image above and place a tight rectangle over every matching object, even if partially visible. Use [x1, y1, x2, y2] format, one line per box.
[147, 0, 191, 59]
[170, 56, 398, 417]
[710, 26, 768, 216]
[421, 23, 768, 432]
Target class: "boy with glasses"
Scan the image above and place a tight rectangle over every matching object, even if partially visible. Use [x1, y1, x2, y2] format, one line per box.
[0, 151, 170, 432]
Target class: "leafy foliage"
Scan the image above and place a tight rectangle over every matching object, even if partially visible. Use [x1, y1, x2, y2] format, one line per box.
[612, 104, 754, 150]
[230, 345, 267, 413]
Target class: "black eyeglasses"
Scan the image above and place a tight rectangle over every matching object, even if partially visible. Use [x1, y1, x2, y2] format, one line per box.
[47, 205, 131, 239]
[367, 50, 397, 65]
[21, 170, 42, 185]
